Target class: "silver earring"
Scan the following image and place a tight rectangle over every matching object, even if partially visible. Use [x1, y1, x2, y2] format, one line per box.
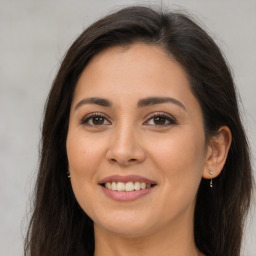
[67, 170, 71, 179]
[209, 171, 213, 188]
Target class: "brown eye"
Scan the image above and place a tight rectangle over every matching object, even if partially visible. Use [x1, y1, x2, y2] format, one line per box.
[80, 113, 111, 126]
[92, 116, 105, 125]
[144, 113, 177, 127]
[153, 116, 166, 125]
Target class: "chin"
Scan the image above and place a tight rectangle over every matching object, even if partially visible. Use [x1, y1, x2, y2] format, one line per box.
[93, 211, 157, 238]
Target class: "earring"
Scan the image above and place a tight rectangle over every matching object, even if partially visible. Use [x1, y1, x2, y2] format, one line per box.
[209, 171, 213, 188]
[67, 170, 71, 179]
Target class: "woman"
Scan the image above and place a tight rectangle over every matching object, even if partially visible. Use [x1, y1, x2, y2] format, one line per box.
[25, 6, 253, 256]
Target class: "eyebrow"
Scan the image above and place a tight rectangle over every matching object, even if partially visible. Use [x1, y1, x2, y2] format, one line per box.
[137, 97, 186, 110]
[74, 97, 113, 110]
[74, 96, 186, 111]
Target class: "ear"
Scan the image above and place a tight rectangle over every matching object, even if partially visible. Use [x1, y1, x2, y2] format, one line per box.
[203, 126, 232, 179]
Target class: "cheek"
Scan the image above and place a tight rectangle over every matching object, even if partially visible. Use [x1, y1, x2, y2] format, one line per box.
[148, 132, 205, 221]
[66, 133, 104, 177]
[148, 129, 205, 196]
[66, 132, 106, 215]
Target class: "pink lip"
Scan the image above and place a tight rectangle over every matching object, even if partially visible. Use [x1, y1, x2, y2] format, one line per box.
[99, 174, 157, 184]
[99, 175, 157, 202]
[101, 185, 156, 201]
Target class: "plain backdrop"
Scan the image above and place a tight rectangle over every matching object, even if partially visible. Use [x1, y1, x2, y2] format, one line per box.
[0, 0, 255, 255]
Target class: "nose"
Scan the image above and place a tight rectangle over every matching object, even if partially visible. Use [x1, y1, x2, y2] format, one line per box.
[106, 124, 146, 167]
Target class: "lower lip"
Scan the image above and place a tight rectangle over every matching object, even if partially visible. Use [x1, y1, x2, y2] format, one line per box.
[101, 185, 156, 201]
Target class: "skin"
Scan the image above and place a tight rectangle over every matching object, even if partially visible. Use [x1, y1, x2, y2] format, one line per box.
[66, 43, 231, 256]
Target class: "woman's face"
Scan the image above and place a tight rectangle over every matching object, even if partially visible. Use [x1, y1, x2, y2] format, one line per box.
[66, 43, 209, 238]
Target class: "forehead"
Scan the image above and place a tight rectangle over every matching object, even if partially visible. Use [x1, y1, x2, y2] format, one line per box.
[72, 43, 199, 112]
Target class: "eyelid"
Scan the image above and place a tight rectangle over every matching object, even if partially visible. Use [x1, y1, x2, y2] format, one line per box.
[80, 111, 177, 127]
[144, 111, 177, 125]
[80, 112, 112, 126]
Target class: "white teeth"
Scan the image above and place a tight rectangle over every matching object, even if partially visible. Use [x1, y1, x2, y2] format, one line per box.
[105, 182, 112, 189]
[117, 182, 125, 191]
[140, 182, 146, 189]
[125, 182, 134, 192]
[134, 181, 140, 191]
[111, 181, 117, 191]
[105, 181, 152, 191]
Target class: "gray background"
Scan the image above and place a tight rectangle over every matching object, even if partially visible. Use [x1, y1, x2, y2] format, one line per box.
[0, 0, 255, 255]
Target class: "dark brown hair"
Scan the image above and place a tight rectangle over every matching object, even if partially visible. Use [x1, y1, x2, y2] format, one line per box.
[25, 6, 253, 256]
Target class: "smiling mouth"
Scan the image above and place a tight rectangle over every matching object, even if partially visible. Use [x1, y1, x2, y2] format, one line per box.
[99, 175, 157, 201]
[101, 181, 156, 192]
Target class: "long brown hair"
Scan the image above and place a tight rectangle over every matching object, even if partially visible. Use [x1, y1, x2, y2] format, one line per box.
[25, 6, 253, 256]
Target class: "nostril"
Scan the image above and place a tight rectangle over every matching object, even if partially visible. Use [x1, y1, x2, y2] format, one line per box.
[108, 157, 140, 166]
[110, 158, 136, 163]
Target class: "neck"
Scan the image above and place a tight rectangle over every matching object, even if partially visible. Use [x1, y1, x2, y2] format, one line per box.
[93, 208, 201, 256]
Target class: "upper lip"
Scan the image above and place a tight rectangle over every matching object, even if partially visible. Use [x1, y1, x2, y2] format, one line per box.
[99, 175, 157, 184]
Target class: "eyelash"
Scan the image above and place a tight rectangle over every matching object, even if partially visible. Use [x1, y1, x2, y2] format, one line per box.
[80, 113, 110, 126]
[145, 112, 177, 126]
[80, 112, 177, 127]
